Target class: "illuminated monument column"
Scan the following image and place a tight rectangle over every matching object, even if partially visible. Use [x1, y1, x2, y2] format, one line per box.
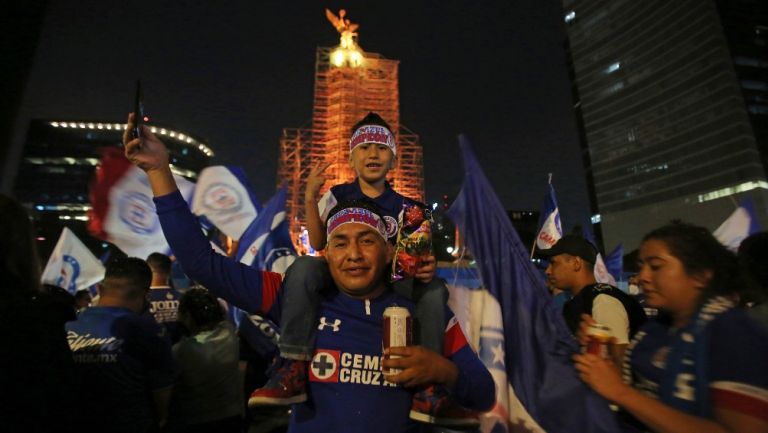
[278, 9, 424, 247]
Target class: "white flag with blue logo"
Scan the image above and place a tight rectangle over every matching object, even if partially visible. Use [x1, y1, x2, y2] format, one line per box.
[89, 148, 195, 259]
[714, 198, 761, 252]
[41, 227, 105, 294]
[106, 166, 195, 258]
[593, 253, 616, 286]
[191, 166, 261, 240]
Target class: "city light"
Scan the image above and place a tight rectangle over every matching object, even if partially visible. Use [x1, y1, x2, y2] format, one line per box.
[697, 181, 768, 203]
[48, 120, 215, 157]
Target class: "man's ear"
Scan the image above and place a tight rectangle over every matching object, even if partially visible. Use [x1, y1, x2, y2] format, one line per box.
[386, 241, 395, 263]
[569, 255, 582, 272]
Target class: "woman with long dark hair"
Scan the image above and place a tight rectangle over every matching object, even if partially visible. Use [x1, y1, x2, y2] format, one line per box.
[574, 222, 768, 433]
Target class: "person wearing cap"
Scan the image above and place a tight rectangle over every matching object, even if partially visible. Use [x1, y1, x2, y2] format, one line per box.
[122, 114, 495, 433]
[541, 235, 646, 365]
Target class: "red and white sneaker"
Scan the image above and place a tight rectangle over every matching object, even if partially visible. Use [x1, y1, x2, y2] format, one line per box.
[409, 385, 481, 428]
[248, 358, 307, 407]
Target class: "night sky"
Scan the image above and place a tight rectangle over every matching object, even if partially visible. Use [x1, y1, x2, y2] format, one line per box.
[15, 0, 592, 230]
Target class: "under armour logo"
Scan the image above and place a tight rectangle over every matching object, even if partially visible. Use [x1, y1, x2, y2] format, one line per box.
[318, 316, 341, 332]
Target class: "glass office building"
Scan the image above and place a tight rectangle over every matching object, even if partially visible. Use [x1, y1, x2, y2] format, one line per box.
[562, 0, 768, 250]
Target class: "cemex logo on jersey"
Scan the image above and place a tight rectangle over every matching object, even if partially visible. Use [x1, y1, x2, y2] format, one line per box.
[309, 349, 397, 388]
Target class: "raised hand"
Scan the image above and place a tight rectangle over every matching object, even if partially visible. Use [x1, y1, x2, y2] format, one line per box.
[305, 161, 333, 202]
[123, 113, 170, 173]
[122, 113, 177, 197]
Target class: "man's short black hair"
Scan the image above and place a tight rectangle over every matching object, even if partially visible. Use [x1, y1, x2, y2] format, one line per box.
[146, 252, 172, 274]
[102, 257, 152, 298]
[351, 112, 392, 135]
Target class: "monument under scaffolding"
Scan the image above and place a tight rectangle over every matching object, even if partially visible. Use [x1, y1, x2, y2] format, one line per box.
[278, 9, 424, 251]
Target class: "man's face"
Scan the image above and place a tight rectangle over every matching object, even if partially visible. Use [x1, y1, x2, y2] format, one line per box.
[349, 142, 394, 183]
[326, 222, 393, 298]
[544, 254, 577, 292]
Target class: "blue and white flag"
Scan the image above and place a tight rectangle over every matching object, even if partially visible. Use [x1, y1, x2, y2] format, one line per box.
[535, 178, 563, 250]
[714, 198, 761, 252]
[447, 136, 618, 433]
[593, 253, 617, 286]
[41, 227, 106, 294]
[235, 185, 297, 275]
[191, 166, 261, 240]
[89, 148, 195, 259]
[231, 186, 296, 328]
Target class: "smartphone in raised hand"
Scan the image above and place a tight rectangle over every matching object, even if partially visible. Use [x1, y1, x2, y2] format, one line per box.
[132, 79, 144, 139]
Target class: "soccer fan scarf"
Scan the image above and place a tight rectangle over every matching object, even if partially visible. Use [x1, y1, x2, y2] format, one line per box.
[623, 296, 735, 417]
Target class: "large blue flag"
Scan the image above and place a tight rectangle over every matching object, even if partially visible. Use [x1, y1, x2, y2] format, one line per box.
[228, 186, 297, 328]
[447, 137, 618, 433]
[235, 185, 297, 273]
[604, 244, 624, 282]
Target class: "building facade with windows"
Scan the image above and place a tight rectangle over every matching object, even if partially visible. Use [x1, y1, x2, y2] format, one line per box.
[14, 119, 212, 258]
[562, 0, 768, 251]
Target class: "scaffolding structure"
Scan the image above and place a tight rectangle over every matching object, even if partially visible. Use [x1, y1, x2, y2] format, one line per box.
[278, 45, 425, 248]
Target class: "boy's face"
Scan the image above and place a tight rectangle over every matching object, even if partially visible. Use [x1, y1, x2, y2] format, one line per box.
[349, 142, 395, 183]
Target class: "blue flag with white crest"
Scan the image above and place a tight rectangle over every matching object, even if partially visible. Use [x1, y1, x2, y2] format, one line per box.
[232, 186, 296, 328]
[446, 136, 619, 433]
[236, 185, 297, 273]
[604, 243, 624, 282]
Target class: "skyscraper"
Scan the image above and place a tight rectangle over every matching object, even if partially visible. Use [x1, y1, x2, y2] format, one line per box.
[278, 10, 424, 245]
[562, 0, 768, 250]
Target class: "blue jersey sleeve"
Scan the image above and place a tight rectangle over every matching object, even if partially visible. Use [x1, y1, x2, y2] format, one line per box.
[708, 309, 768, 421]
[154, 190, 283, 319]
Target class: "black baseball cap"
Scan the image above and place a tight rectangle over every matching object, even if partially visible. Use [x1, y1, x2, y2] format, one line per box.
[538, 235, 597, 264]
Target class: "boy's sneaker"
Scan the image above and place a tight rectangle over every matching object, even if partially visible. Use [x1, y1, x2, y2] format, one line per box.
[248, 358, 307, 406]
[409, 385, 481, 428]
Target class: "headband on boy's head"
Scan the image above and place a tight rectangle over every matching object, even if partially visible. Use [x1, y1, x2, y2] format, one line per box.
[349, 125, 396, 156]
[326, 206, 388, 240]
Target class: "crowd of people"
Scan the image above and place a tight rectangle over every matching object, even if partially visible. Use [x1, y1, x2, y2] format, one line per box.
[1, 110, 766, 433]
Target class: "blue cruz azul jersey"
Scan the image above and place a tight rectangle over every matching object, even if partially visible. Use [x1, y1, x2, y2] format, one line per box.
[296, 291, 417, 432]
[154, 189, 494, 433]
[65, 306, 175, 432]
